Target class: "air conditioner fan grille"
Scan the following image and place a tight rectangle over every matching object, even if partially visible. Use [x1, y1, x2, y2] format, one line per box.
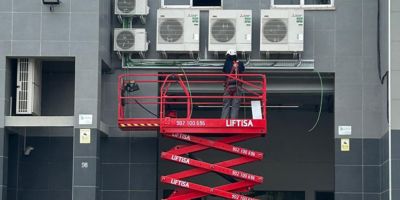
[116, 31, 135, 50]
[263, 18, 288, 43]
[211, 19, 236, 43]
[117, 0, 135, 13]
[159, 19, 184, 43]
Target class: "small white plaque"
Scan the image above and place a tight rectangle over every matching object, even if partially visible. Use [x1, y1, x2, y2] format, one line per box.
[79, 114, 93, 125]
[338, 126, 352, 136]
[80, 129, 91, 144]
[251, 101, 262, 119]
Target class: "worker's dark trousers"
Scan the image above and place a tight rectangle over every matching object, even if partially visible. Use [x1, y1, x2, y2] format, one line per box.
[221, 87, 242, 119]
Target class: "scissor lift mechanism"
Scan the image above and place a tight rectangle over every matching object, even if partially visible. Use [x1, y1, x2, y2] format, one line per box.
[118, 73, 267, 200]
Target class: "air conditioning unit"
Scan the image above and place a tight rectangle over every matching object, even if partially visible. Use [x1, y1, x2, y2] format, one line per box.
[260, 9, 304, 52]
[115, 0, 149, 16]
[208, 10, 252, 53]
[114, 28, 149, 52]
[156, 9, 200, 52]
[16, 58, 41, 115]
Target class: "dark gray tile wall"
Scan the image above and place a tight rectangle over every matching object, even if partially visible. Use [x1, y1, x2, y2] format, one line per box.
[335, 165, 362, 193]
[391, 130, 400, 200]
[393, 189, 400, 200]
[335, 138, 381, 199]
[335, 139, 362, 165]
[334, 193, 362, 200]
[392, 130, 400, 160]
[100, 137, 158, 200]
[380, 132, 390, 200]
[6, 135, 72, 200]
[364, 166, 380, 193]
[72, 129, 101, 200]
[363, 139, 380, 165]
[364, 194, 380, 200]
[0, 129, 7, 200]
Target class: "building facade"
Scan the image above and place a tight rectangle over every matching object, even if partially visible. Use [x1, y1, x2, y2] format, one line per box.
[0, 0, 397, 200]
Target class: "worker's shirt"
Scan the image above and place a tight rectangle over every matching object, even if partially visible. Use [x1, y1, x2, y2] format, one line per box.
[222, 57, 245, 74]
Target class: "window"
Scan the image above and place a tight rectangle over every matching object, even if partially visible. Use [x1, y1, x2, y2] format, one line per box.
[162, 0, 222, 8]
[271, 0, 334, 9]
[193, 0, 222, 7]
[163, 0, 191, 8]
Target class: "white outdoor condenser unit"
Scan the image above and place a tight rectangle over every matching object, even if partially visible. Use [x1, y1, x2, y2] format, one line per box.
[115, 0, 149, 16]
[208, 10, 252, 52]
[260, 9, 304, 52]
[114, 28, 149, 52]
[156, 9, 200, 52]
[16, 58, 41, 115]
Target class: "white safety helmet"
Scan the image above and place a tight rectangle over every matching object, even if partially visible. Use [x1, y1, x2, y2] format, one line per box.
[226, 49, 237, 56]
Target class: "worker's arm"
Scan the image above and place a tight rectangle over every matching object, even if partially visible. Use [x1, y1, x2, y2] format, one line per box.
[239, 61, 245, 73]
[223, 60, 231, 73]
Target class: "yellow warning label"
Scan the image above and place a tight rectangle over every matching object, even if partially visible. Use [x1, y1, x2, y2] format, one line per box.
[80, 129, 91, 144]
[341, 138, 350, 152]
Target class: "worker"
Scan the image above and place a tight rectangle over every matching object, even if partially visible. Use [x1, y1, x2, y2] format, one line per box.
[221, 49, 245, 119]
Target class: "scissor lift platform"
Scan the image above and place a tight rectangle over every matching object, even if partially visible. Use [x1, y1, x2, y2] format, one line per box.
[118, 73, 267, 200]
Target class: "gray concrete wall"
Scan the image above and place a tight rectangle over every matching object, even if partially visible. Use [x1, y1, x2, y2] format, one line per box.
[331, 0, 385, 140]
[391, 0, 400, 199]
[391, 0, 400, 130]
[0, 0, 392, 200]
[0, 0, 102, 125]
[105, 0, 386, 199]
[0, 0, 104, 199]
[0, 0, 103, 127]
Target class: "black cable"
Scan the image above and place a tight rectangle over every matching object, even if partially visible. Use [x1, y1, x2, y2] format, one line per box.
[134, 99, 159, 117]
[377, 0, 388, 84]
[377, 0, 389, 122]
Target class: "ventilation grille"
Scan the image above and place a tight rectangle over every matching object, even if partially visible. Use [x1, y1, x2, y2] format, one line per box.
[117, 0, 136, 13]
[210, 19, 236, 43]
[262, 18, 288, 44]
[158, 18, 184, 44]
[17, 58, 29, 113]
[116, 30, 135, 50]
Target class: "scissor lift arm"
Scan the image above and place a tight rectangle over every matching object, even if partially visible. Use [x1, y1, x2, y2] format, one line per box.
[118, 73, 267, 200]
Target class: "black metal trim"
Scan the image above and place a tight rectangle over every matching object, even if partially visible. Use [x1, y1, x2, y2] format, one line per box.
[42, 0, 60, 5]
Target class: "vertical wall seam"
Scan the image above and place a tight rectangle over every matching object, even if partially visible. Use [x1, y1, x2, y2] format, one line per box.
[388, 0, 392, 198]
[39, 4, 43, 56]
[68, 0, 72, 56]
[72, 129, 75, 200]
[128, 137, 132, 199]
[333, 0, 337, 81]
[10, 0, 14, 54]
[312, 15, 315, 61]
[15, 135, 20, 200]
[361, 0, 365, 199]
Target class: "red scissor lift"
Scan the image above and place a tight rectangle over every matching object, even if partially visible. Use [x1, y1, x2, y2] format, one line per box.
[118, 73, 267, 200]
